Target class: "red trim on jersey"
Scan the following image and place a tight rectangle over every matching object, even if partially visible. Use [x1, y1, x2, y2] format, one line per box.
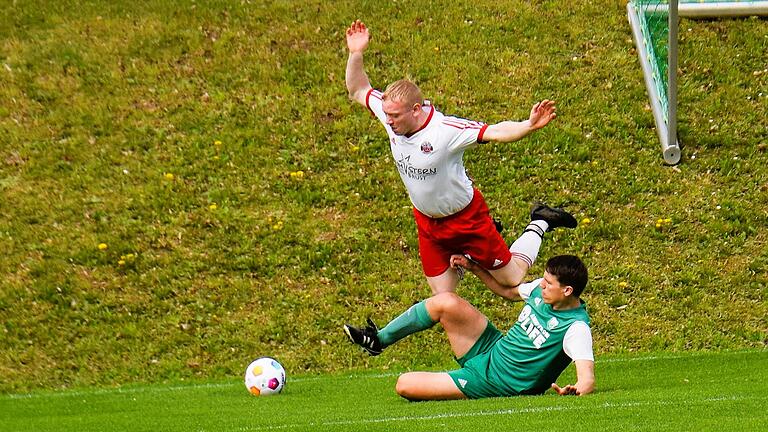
[365, 88, 381, 116]
[442, 120, 483, 130]
[405, 105, 434, 137]
[477, 124, 489, 143]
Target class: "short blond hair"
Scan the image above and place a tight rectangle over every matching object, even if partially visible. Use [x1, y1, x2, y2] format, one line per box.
[382, 79, 423, 107]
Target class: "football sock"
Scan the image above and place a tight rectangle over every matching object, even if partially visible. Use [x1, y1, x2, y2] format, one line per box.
[377, 300, 436, 347]
[508, 220, 548, 268]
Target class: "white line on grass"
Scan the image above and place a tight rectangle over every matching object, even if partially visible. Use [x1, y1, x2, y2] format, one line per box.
[240, 394, 768, 431]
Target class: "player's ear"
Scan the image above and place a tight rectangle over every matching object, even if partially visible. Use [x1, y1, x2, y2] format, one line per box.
[563, 285, 574, 297]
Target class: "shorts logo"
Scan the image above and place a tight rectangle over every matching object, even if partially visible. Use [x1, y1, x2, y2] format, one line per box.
[547, 317, 559, 330]
[420, 141, 433, 153]
[493, 259, 503, 267]
[458, 379, 468, 388]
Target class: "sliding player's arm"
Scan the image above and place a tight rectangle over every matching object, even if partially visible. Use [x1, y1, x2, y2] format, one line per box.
[552, 360, 594, 396]
[449, 255, 523, 300]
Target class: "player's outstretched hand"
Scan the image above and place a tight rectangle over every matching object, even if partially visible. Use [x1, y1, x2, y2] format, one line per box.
[551, 383, 580, 396]
[346, 20, 370, 53]
[528, 100, 557, 130]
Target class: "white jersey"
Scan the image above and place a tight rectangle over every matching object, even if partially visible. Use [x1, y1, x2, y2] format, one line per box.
[519, 279, 594, 361]
[366, 88, 488, 218]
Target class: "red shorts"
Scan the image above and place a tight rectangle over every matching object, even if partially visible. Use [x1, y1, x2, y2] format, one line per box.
[413, 189, 512, 277]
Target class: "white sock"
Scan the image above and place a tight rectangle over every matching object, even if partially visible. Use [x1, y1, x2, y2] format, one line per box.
[508, 220, 548, 267]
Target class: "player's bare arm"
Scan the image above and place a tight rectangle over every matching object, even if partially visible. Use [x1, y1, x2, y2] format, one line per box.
[482, 100, 557, 143]
[345, 20, 373, 106]
[551, 359, 595, 396]
[450, 255, 522, 301]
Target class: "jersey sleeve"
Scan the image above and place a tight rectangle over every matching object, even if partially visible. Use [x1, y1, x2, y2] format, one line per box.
[562, 321, 594, 361]
[517, 278, 543, 300]
[365, 88, 388, 126]
[442, 116, 489, 152]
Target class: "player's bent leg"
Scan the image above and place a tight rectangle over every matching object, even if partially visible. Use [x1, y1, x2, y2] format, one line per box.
[425, 293, 488, 358]
[396, 372, 467, 401]
[426, 268, 460, 294]
[487, 257, 529, 287]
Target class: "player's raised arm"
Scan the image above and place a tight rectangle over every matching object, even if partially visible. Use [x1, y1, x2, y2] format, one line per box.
[481, 100, 557, 143]
[551, 359, 595, 396]
[345, 20, 373, 106]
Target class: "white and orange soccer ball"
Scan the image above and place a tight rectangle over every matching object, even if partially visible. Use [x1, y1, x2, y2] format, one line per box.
[244, 357, 286, 396]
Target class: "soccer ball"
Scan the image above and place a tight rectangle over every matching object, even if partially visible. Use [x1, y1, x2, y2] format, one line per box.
[244, 357, 286, 396]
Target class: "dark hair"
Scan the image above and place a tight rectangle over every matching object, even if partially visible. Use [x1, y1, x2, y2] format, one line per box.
[545, 255, 588, 297]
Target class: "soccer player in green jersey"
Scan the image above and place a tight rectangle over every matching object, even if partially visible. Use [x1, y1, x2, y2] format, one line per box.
[344, 255, 594, 400]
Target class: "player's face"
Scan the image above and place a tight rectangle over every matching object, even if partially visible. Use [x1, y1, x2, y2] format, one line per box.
[382, 98, 419, 135]
[540, 271, 571, 305]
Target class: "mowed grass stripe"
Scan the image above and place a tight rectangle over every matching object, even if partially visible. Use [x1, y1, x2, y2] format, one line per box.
[3, 349, 763, 400]
[241, 394, 768, 431]
[2, 350, 766, 432]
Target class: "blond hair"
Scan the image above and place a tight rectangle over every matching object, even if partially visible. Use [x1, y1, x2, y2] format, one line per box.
[382, 79, 423, 107]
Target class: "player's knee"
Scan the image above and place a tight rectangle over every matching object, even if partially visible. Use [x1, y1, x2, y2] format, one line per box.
[430, 292, 461, 313]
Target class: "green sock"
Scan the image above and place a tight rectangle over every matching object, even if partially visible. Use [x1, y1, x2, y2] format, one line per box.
[377, 300, 436, 347]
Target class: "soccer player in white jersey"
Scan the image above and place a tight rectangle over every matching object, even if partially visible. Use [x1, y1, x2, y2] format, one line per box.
[344, 254, 595, 399]
[345, 20, 577, 295]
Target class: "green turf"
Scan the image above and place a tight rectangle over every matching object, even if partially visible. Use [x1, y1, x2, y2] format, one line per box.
[1, 0, 766, 396]
[2, 350, 766, 432]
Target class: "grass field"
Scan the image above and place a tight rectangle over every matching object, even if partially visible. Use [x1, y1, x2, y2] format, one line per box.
[2, 350, 766, 431]
[1, 0, 766, 410]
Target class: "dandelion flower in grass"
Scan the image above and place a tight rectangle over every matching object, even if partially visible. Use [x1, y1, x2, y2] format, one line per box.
[98, 243, 108, 250]
[164, 173, 175, 180]
[289, 170, 304, 179]
[118, 260, 126, 266]
[581, 217, 591, 225]
[618, 281, 628, 288]
[214, 140, 222, 146]
[209, 203, 218, 211]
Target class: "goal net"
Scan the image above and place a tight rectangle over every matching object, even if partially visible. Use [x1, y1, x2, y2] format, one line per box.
[627, 0, 768, 165]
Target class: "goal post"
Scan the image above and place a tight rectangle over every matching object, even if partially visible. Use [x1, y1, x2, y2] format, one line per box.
[627, 0, 680, 165]
[627, 0, 768, 165]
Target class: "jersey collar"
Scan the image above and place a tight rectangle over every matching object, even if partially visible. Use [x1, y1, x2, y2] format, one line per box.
[405, 104, 435, 138]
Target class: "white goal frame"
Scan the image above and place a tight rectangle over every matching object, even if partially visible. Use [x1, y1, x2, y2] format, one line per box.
[627, 0, 768, 165]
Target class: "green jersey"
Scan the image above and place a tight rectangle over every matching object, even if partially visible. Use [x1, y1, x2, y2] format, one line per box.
[448, 282, 591, 398]
[491, 284, 591, 395]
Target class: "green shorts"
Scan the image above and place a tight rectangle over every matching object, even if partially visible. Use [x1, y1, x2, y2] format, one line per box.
[447, 320, 515, 399]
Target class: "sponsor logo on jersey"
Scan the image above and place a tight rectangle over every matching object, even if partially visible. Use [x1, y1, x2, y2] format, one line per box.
[395, 154, 437, 181]
[390, 137, 396, 146]
[547, 317, 559, 330]
[458, 379, 467, 388]
[534, 297, 542, 306]
[517, 304, 551, 349]
[420, 141, 433, 154]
